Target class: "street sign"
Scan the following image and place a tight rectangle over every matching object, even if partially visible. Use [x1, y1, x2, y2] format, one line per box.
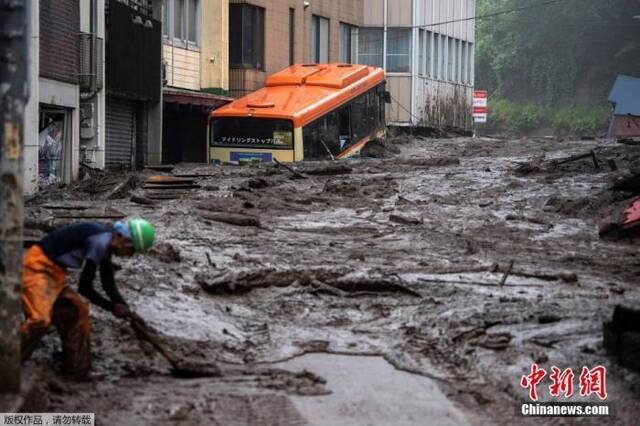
[473, 90, 488, 123]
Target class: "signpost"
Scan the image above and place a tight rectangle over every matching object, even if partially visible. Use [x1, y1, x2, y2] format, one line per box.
[473, 90, 488, 124]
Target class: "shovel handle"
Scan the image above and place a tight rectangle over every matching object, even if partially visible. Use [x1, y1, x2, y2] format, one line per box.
[128, 312, 179, 368]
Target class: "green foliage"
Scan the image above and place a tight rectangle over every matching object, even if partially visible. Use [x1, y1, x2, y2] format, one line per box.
[489, 99, 611, 136]
[549, 105, 611, 136]
[491, 100, 548, 133]
[476, 0, 640, 107]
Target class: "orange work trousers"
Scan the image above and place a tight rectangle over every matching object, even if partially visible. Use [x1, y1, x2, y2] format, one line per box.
[21, 245, 91, 377]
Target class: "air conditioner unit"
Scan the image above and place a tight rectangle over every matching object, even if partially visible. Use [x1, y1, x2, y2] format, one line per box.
[79, 33, 104, 93]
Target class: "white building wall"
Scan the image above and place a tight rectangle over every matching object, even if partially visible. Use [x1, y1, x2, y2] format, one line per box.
[361, 0, 475, 129]
[412, 0, 475, 129]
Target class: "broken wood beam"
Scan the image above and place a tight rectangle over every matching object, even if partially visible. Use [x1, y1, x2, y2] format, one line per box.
[274, 158, 307, 180]
[499, 261, 514, 287]
[552, 150, 599, 169]
[104, 176, 135, 200]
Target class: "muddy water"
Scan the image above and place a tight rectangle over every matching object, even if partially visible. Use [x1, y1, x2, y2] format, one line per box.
[274, 353, 468, 426]
[23, 137, 640, 424]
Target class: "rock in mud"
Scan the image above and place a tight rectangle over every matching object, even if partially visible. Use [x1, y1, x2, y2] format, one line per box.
[150, 242, 181, 263]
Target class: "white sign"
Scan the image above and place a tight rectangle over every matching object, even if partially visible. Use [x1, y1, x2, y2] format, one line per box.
[474, 90, 488, 123]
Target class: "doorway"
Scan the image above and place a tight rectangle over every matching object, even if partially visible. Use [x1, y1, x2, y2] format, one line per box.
[38, 105, 72, 186]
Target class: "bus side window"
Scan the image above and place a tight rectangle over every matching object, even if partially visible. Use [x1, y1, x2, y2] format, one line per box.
[303, 112, 340, 160]
[351, 89, 377, 143]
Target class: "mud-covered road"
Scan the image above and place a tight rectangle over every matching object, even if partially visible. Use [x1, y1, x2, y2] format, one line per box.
[18, 136, 640, 424]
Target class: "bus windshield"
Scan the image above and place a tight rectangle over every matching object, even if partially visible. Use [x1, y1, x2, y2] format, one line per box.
[210, 118, 294, 149]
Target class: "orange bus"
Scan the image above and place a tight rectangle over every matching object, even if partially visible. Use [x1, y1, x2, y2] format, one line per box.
[209, 63, 388, 164]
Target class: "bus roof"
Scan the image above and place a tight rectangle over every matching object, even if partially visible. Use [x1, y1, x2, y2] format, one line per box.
[212, 63, 385, 128]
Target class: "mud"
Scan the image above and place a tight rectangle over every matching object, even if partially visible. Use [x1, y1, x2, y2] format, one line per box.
[19, 137, 640, 424]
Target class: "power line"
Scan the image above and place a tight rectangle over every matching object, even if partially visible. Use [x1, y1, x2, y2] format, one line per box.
[378, 0, 570, 31]
[354, 0, 572, 48]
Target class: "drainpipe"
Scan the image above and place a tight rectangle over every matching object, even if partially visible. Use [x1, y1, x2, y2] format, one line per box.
[410, 0, 417, 127]
[80, 0, 98, 101]
[382, 0, 387, 71]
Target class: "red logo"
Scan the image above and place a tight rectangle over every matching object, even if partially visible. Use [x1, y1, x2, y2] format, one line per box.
[520, 364, 547, 401]
[520, 364, 607, 401]
[579, 366, 607, 400]
[549, 367, 575, 398]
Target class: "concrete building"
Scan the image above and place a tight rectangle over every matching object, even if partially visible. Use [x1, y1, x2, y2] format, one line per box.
[24, 0, 164, 195]
[104, 0, 163, 170]
[227, 0, 364, 98]
[359, 0, 476, 130]
[24, 0, 85, 194]
[161, 0, 232, 164]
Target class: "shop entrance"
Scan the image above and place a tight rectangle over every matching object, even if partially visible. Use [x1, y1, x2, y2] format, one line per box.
[38, 105, 72, 186]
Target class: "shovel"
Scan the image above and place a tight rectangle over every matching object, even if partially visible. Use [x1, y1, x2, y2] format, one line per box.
[127, 311, 221, 378]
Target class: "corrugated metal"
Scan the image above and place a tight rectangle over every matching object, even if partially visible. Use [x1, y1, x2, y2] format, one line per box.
[40, 0, 79, 84]
[106, 96, 134, 169]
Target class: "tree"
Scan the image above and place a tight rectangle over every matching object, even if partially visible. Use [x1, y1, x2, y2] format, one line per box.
[476, 0, 640, 106]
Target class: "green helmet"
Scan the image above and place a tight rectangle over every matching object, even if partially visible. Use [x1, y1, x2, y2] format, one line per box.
[128, 218, 155, 253]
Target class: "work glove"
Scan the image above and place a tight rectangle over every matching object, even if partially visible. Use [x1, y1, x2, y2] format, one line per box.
[112, 303, 130, 319]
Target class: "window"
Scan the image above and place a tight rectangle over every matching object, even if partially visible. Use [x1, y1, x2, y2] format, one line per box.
[386, 28, 411, 73]
[418, 29, 425, 75]
[447, 36, 453, 81]
[302, 85, 385, 160]
[289, 9, 295, 65]
[434, 33, 440, 79]
[426, 31, 432, 77]
[303, 107, 344, 160]
[461, 41, 467, 84]
[340, 23, 358, 63]
[230, 4, 265, 70]
[311, 15, 329, 63]
[163, 0, 199, 45]
[162, 2, 168, 37]
[357, 28, 383, 68]
[211, 118, 293, 149]
[467, 42, 474, 85]
[351, 89, 381, 142]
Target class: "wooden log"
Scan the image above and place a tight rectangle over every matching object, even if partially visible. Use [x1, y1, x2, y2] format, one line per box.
[303, 164, 353, 176]
[200, 211, 261, 227]
[130, 195, 156, 206]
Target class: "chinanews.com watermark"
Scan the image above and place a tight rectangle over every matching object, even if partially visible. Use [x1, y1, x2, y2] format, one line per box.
[518, 363, 610, 418]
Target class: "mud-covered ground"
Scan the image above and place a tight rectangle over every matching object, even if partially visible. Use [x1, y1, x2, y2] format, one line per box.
[17, 137, 640, 424]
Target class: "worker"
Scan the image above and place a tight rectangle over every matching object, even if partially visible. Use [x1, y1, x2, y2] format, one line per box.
[20, 218, 155, 380]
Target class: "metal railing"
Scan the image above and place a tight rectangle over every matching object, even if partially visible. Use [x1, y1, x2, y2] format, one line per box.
[78, 33, 104, 93]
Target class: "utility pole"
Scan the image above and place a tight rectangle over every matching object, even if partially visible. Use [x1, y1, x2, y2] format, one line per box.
[0, 0, 29, 393]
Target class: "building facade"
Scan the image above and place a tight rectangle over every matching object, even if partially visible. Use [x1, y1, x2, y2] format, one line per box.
[161, 0, 231, 164]
[104, 0, 163, 170]
[24, 0, 85, 194]
[228, 0, 364, 98]
[359, 0, 475, 129]
[24, 0, 164, 195]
